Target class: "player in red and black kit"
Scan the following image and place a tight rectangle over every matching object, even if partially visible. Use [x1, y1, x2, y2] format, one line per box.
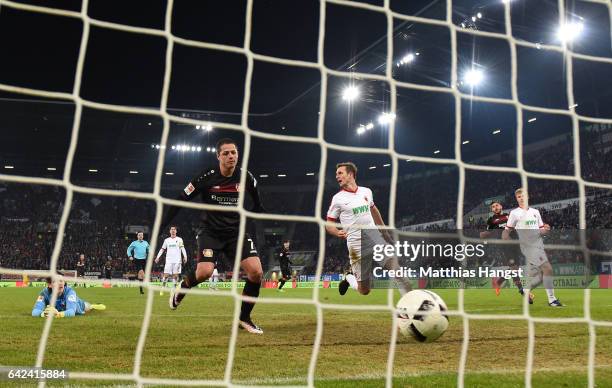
[160, 138, 265, 334]
[277, 240, 292, 292]
[480, 201, 525, 297]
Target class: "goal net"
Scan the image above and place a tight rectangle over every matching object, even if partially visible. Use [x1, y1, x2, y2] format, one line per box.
[1, 0, 612, 387]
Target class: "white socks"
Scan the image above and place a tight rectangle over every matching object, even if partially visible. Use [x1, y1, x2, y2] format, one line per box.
[543, 276, 556, 303]
[346, 274, 358, 290]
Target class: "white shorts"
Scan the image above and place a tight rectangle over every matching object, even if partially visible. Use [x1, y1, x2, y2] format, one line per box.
[347, 233, 392, 282]
[164, 262, 181, 275]
[526, 250, 549, 268]
[212, 268, 219, 278]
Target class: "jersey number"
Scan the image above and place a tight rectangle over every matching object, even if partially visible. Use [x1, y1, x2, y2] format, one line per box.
[247, 238, 254, 250]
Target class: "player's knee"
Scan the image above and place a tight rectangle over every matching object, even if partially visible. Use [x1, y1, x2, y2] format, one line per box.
[195, 267, 213, 282]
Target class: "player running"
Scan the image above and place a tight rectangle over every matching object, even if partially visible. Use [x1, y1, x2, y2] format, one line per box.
[160, 138, 265, 334]
[155, 226, 187, 295]
[325, 162, 411, 296]
[127, 232, 150, 295]
[277, 240, 293, 292]
[479, 201, 526, 297]
[32, 277, 106, 318]
[502, 188, 563, 307]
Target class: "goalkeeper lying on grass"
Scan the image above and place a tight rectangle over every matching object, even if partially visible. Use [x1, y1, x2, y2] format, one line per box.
[31, 277, 105, 318]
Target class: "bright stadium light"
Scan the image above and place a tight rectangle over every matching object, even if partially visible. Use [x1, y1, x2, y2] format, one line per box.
[369, 166, 376, 170]
[383, 163, 391, 167]
[47, 167, 56, 171]
[558, 20, 584, 43]
[357, 126, 366, 135]
[155, 144, 160, 149]
[492, 129, 501, 134]
[471, 16, 476, 22]
[378, 112, 396, 125]
[4, 165, 14, 169]
[197, 146, 202, 152]
[171, 145, 176, 150]
[277, 174, 286, 177]
[205, 124, 213, 131]
[88, 169, 98, 173]
[463, 68, 484, 87]
[196, 125, 201, 129]
[191, 146, 196, 151]
[477, 12, 482, 19]
[306, 172, 315, 176]
[129, 171, 138, 174]
[342, 86, 360, 102]
[212, 147, 216, 152]
[528, 117, 537, 123]
[462, 140, 470, 145]
[365, 122, 374, 130]
[206, 147, 211, 152]
[433, 150, 440, 154]
[165, 172, 174, 175]
[259, 174, 269, 178]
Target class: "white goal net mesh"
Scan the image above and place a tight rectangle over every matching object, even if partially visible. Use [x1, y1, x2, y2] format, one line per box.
[1, 0, 612, 387]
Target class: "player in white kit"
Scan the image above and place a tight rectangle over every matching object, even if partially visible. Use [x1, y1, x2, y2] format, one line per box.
[326, 162, 411, 296]
[503, 188, 563, 307]
[155, 226, 188, 296]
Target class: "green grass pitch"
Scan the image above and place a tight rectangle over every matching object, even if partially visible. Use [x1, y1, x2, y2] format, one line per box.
[1, 286, 611, 387]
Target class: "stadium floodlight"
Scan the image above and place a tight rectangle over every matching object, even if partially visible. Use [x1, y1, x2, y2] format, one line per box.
[88, 169, 98, 173]
[47, 167, 56, 171]
[171, 145, 176, 150]
[569, 103, 578, 109]
[477, 13, 482, 19]
[383, 163, 391, 167]
[165, 172, 174, 175]
[365, 122, 374, 130]
[197, 146, 202, 152]
[4, 165, 14, 169]
[205, 124, 213, 131]
[528, 117, 537, 123]
[206, 147, 211, 152]
[357, 126, 366, 135]
[129, 171, 138, 174]
[463, 68, 484, 87]
[342, 85, 360, 102]
[277, 174, 286, 177]
[492, 129, 501, 134]
[151, 144, 155, 149]
[369, 166, 376, 170]
[191, 146, 196, 151]
[406, 159, 412, 162]
[433, 150, 440, 154]
[558, 20, 584, 43]
[462, 140, 470, 145]
[212, 147, 216, 152]
[259, 174, 269, 178]
[306, 172, 315, 176]
[378, 112, 396, 125]
[461, 22, 466, 28]
[155, 144, 160, 149]
[196, 125, 201, 129]
[471, 16, 476, 22]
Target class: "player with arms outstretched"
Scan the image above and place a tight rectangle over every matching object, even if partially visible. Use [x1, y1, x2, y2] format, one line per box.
[502, 188, 563, 307]
[127, 232, 150, 294]
[155, 226, 187, 295]
[32, 277, 105, 318]
[161, 138, 265, 334]
[277, 240, 293, 292]
[480, 201, 525, 297]
[326, 162, 411, 296]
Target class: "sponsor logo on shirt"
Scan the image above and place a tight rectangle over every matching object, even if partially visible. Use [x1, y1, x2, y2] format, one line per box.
[203, 249, 213, 258]
[68, 294, 77, 302]
[352, 204, 370, 215]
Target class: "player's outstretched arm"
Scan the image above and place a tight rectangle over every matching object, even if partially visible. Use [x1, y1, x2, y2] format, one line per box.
[31, 294, 47, 317]
[371, 205, 393, 243]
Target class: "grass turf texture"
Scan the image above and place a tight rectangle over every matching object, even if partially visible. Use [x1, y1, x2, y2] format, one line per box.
[1, 287, 611, 387]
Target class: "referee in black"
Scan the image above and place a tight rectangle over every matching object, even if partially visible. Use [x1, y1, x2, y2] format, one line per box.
[161, 138, 265, 334]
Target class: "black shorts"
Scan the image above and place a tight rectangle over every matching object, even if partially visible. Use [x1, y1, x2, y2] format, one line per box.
[77, 270, 84, 278]
[197, 231, 258, 264]
[281, 265, 291, 278]
[134, 259, 146, 271]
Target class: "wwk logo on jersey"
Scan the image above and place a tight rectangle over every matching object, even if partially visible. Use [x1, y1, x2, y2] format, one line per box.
[525, 219, 537, 226]
[352, 205, 370, 215]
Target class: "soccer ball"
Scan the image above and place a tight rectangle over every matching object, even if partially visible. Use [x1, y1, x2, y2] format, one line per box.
[396, 290, 449, 342]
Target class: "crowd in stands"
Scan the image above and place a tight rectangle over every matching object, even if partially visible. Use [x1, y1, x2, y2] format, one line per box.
[1, 125, 610, 278]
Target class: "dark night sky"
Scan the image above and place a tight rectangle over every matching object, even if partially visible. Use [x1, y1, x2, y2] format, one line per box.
[0, 0, 611, 200]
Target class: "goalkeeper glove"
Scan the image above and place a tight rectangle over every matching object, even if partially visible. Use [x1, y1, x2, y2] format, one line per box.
[41, 305, 58, 317]
[54, 311, 65, 318]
